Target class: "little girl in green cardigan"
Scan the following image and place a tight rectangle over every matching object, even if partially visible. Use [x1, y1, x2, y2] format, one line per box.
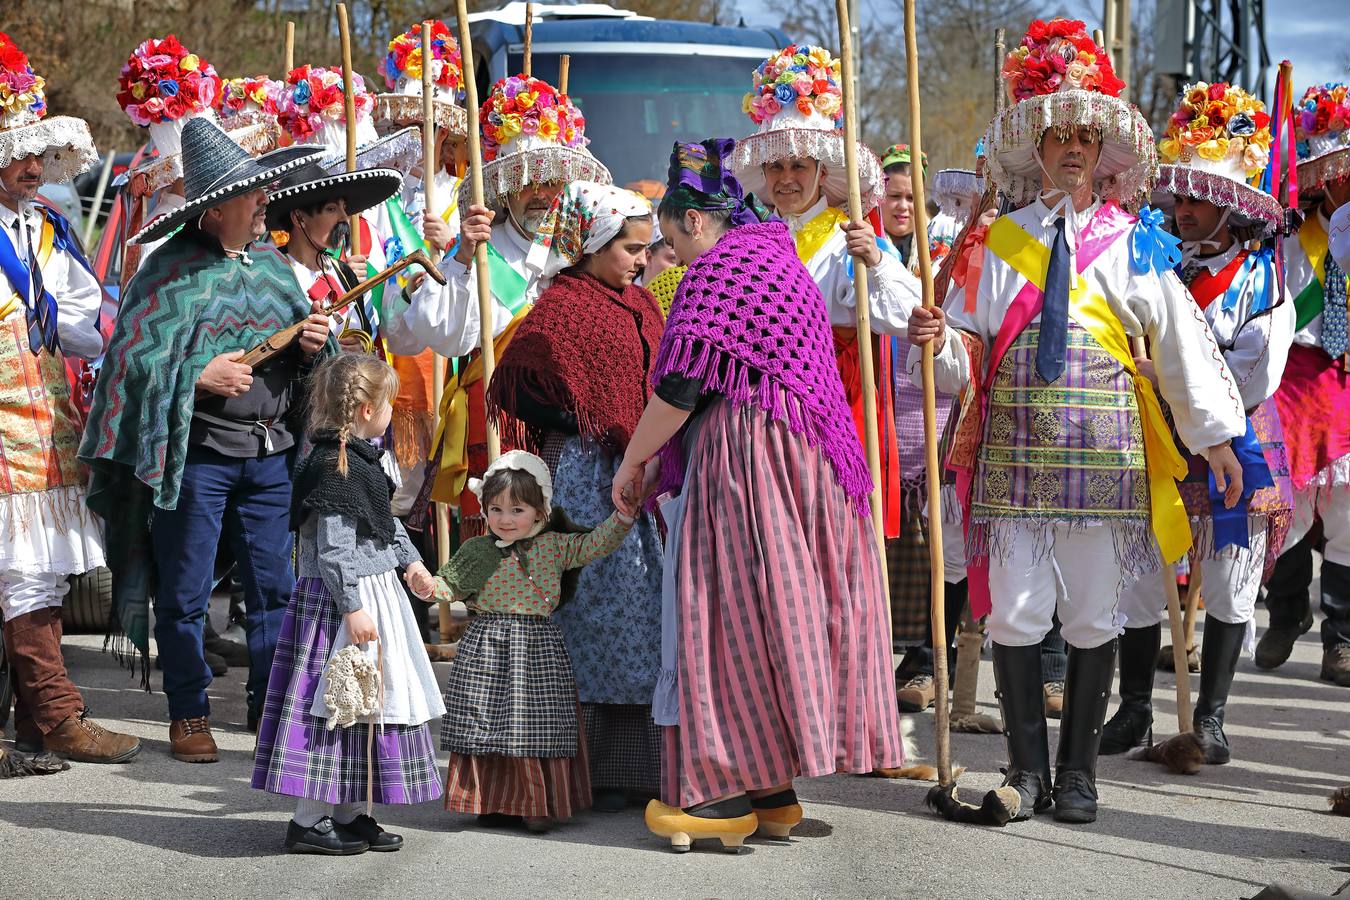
[432, 450, 640, 833]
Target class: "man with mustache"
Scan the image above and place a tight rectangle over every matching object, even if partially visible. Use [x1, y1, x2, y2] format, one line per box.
[0, 32, 142, 774]
[378, 73, 610, 530]
[1104, 82, 1294, 767]
[81, 119, 330, 763]
[907, 20, 1246, 825]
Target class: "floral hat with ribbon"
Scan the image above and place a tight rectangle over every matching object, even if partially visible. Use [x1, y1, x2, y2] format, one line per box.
[117, 35, 221, 190]
[983, 18, 1156, 207]
[1154, 81, 1281, 238]
[0, 31, 96, 186]
[375, 20, 468, 139]
[278, 64, 421, 177]
[216, 75, 284, 153]
[880, 143, 928, 175]
[730, 44, 883, 212]
[525, 180, 652, 279]
[1294, 82, 1350, 190]
[468, 73, 611, 211]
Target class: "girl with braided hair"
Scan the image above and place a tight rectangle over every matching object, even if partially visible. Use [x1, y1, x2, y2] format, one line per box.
[252, 353, 444, 855]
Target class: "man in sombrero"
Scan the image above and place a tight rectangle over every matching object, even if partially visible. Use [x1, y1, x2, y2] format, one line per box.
[81, 118, 330, 764]
[907, 19, 1246, 824]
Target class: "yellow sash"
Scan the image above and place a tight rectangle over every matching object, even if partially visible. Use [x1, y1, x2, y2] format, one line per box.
[439, 176, 464, 225]
[986, 219, 1193, 565]
[1297, 213, 1329, 287]
[794, 206, 850, 265]
[429, 304, 532, 504]
[2, 216, 56, 323]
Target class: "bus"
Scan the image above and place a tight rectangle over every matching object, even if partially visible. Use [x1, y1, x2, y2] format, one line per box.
[467, 2, 789, 190]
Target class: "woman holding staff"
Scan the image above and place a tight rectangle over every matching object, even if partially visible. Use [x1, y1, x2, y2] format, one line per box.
[615, 139, 905, 854]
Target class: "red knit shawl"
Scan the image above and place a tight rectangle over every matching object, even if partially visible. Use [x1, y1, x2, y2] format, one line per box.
[487, 271, 664, 451]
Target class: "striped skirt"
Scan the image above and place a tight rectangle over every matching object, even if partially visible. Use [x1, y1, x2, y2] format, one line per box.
[663, 398, 905, 808]
[251, 577, 442, 805]
[443, 721, 592, 818]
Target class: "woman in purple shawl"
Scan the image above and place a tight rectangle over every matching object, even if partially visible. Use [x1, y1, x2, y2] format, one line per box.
[611, 139, 905, 853]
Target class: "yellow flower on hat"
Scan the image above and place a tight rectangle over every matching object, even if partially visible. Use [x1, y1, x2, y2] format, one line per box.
[1185, 84, 1209, 107]
[1158, 137, 1181, 162]
[516, 91, 536, 111]
[180, 54, 200, 72]
[538, 117, 560, 140]
[500, 112, 523, 139]
[406, 47, 424, 79]
[1196, 137, 1229, 161]
[131, 82, 147, 100]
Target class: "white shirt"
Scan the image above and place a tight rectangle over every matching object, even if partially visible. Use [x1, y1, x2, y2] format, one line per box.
[380, 219, 547, 358]
[1186, 243, 1295, 410]
[784, 196, 923, 338]
[0, 200, 104, 361]
[396, 168, 462, 230]
[913, 195, 1247, 456]
[287, 255, 367, 338]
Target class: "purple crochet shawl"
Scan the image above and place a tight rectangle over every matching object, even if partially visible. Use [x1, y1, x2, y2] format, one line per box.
[653, 220, 872, 514]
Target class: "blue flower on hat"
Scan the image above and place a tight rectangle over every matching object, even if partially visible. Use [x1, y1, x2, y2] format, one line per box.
[159, 78, 179, 97]
[774, 83, 796, 104]
[294, 79, 312, 105]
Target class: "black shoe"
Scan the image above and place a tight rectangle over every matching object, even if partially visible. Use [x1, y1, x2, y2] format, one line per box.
[594, 789, 627, 813]
[284, 817, 369, 855]
[203, 633, 250, 668]
[1257, 536, 1316, 670]
[1100, 624, 1159, 755]
[1255, 611, 1314, 670]
[247, 709, 260, 734]
[340, 814, 403, 851]
[1194, 715, 1230, 765]
[1321, 644, 1350, 687]
[1053, 640, 1116, 824]
[991, 643, 1053, 821]
[476, 813, 523, 829]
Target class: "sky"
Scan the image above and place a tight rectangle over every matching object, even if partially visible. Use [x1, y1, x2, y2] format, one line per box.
[733, 0, 1349, 101]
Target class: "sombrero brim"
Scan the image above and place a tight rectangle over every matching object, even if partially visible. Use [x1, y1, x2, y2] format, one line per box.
[984, 90, 1158, 208]
[731, 127, 884, 213]
[265, 168, 403, 231]
[129, 144, 324, 245]
[1153, 164, 1283, 238]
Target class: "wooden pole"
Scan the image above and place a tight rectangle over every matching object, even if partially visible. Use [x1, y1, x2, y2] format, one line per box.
[457, 0, 501, 462]
[284, 21, 295, 74]
[903, 0, 950, 784]
[558, 54, 570, 95]
[1182, 559, 1203, 661]
[834, 0, 887, 574]
[522, 3, 534, 77]
[994, 28, 1006, 112]
[337, 4, 361, 252]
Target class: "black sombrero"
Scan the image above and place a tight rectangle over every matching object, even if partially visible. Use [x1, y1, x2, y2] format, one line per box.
[263, 161, 402, 232]
[129, 117, 323, 245]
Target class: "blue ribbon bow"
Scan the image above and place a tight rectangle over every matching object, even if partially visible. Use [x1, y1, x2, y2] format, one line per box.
[1130, 205, 1183, 275]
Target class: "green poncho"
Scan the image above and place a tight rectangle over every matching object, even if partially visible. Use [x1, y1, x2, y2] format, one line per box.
[79, 227, 329, 679]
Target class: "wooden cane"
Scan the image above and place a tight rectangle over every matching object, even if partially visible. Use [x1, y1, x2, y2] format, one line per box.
[1183, 556, 1203, 656]
[558, 54, 570, 95]
[901, 0, 951, 784]
[1130, 333, 1193, 729]
[284, 21, 295, 74]
[337, 4, 361, 253]
[523, 3, 534, 77]
[457, 0, 501, 462]
[834, 0, 889, 592]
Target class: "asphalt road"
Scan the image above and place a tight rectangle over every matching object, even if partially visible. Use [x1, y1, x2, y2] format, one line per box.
[1, 603, 1346, 899]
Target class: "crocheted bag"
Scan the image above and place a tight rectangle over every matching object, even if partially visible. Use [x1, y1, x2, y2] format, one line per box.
[321, 644, 381, 730]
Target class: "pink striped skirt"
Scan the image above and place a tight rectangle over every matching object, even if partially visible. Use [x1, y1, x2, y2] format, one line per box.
[663, 398, 905, 808]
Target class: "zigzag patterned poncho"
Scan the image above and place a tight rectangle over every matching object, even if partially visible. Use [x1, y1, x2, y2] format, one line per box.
[79, 227, 319, 676]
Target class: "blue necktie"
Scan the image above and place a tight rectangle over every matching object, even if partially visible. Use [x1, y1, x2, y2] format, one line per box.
[15, 216, 58, 356]
[1324, 254, 1348, 358]
[1036, 216, 1069, 383]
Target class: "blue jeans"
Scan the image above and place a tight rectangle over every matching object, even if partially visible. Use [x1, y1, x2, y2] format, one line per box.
[151, 446, 295, 720]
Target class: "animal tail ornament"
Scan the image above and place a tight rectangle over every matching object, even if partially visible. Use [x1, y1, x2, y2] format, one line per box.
[1126, 732, 1206, 775]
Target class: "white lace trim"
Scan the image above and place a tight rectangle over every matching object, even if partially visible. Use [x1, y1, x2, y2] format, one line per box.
[0, 486, 105, 576]
[0, 117, 97, 185]
[1307, 453, 1350, 489]
[467, 145, 612, 211]
[730, 127, 884, 213]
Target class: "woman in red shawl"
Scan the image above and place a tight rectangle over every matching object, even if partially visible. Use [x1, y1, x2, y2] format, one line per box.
[486, 182, 666, 816]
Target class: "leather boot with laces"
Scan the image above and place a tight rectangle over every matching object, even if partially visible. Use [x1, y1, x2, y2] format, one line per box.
[1054, 640, 1116, 824]
[1193, 616, 1245, 764]
[1100, 624, 1159, 755]
[169, 716, 218, 763]
[44, 709, 142, 764]
[991, 643, 1052, 821]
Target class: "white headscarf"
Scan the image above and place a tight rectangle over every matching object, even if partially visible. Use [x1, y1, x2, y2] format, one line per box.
[468, 450, 554, 548]
[525, 180, 652, 279]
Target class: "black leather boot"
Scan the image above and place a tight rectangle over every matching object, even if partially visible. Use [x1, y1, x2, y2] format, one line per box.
[991, 643, 1052, 821]
[1099, 624, 1159, 755]
[1054, 640, 1116, 824]
[1256, 533, 1315, 670]
[1193, 616, 1246, 764]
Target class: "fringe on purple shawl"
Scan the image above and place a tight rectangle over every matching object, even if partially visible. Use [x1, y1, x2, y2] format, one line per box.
[651, 221, 872, 515]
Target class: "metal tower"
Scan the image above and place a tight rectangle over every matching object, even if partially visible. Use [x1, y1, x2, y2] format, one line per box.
[1155, 0, 1271, 99]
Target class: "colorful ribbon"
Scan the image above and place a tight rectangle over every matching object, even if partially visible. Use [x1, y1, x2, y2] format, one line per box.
[1209, 417, 1275, 551]
[1129, 206, 1182, 275]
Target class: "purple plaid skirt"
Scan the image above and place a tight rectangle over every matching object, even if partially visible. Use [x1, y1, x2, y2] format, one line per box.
[250, 576, 442, 805]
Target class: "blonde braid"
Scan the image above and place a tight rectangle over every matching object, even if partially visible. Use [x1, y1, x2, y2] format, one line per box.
[306, 353, 402, 478]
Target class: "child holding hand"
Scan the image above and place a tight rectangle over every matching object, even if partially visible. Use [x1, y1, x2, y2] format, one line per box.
[252, 354, 445, 855]
[433, 450, 641, 833]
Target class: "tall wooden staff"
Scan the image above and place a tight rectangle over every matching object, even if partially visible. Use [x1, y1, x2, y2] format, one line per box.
[523, 3, 534, 77]
[284, 21, 295, 74]
[901, 0, 950, 782]
[337, 4, 361, 252]
[833, 0, 890, 596]
[558, 54, 570, 95]
[457, 0, 500, 461]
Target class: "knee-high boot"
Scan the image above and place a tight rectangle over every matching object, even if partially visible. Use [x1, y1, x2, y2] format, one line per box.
[1193, 616, 1246, 764]
[1054, 639, 1117, 824]
[991, 643, 1052, 821]
[1099, 624, 1159, 754]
